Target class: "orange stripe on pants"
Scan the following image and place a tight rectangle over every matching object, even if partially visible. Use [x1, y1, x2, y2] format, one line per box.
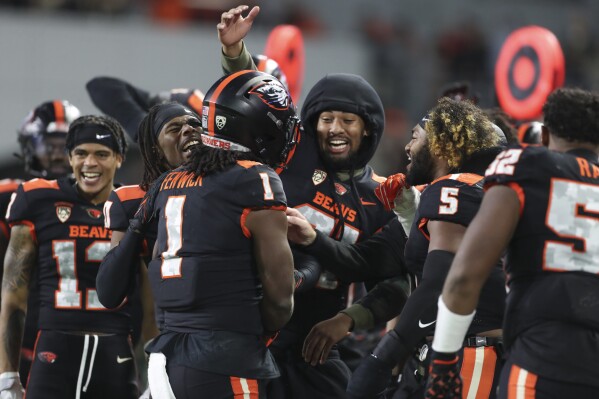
[230, 376, 259, 399]
[507, 364, 538, 399]
[461, 346, 498, 399]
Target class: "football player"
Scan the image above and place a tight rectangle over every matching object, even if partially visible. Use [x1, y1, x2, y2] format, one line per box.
[426, 87, 599, 398]
[118, 70, 297, 398]
[218, 6, 406, 398]
[347, 98, 507, 399]
[0, 115, 139, 399]
[0, 100, 80, 388]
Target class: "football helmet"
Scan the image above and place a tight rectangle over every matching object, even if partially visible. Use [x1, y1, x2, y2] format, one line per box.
[201, 70, 300, 169]
[17, 100, 81, 178]
[517, 121, 543, 144]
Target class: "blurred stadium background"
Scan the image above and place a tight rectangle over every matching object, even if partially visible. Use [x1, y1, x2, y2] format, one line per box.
[1, 0, 598, 182]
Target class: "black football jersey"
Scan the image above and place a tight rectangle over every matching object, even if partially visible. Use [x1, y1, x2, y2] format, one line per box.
[6, 178, 131, 333]
[147, 161, 286, 335]
[484, 145, 599, 385]
[276, 135, 395, 342]
[405, 173, 505, 334]
[104, 184, 157, 257]
[0, 179, 21, 238]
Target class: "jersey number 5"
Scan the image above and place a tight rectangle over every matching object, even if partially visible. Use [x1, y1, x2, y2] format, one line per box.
[544, 179, 599, 274]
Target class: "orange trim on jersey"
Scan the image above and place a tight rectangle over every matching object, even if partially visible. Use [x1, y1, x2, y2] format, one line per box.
[207, 70, 254, 136]
[230, 376, 259, 398]
[418, 217, 430, 240]
[8, 220, 37, 245]
[237, 160, 262, 169]
[0, 179, 20, 193]
[22, 178, 59, 192]
[240, 205, 287, 238]
[507, 364, 538, 399]
[187, 91, 203, 114]
[53, 100, 65, 124]
[371, 172, 387, 184]
[461, 346, 497, 399]
[115, 184, 146, 202]
[430, 173, 483, 186]
[505, 182, 525, 217]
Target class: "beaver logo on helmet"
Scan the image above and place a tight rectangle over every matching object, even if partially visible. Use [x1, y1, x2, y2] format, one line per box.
[250, 81, 290, 111]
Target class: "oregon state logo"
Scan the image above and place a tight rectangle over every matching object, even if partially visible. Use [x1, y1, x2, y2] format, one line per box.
[86, 208, 102, 219]
[312, 169, 327, 185]
[55, 202, 72, 223]
[38, 351, 57, 364]
[250, 81, 290, 110]
[334, 182, 347, 195]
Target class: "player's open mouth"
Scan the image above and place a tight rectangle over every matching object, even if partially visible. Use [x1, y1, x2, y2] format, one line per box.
[327, 138, 349, 154]
[82, 172, 101, 182]
[182, 140, 200, 157]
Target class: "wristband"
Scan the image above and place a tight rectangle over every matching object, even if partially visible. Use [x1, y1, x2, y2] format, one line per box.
[431, 296, 475, 353]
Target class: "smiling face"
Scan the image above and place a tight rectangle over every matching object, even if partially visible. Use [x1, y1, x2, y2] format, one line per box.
[69, 142, 122, 204]
[316, 110, 368, 169]
[405, 124, 436, 186]
[157, 114, 202, 169]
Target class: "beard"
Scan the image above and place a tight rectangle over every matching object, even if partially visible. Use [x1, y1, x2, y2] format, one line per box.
[320, 150, 358, 171]
[406, 145, 436, 186]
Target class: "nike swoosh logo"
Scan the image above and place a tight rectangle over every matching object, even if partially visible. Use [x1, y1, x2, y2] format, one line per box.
[418, 320, 436, 328]
[360, 198, 377, 206]
[116, 356, 133, 363]
[96, 134, 111, 140]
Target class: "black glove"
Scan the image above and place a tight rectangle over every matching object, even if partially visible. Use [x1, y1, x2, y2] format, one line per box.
[424, 351, 462, 399]
[346, 353, 393, 399]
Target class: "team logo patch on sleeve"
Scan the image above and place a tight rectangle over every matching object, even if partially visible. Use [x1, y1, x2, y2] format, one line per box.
[55, 202, 73, 223]
[38, 351, 57, 363]
[250, 81, 290, 110]
[312, 169, 327, 185]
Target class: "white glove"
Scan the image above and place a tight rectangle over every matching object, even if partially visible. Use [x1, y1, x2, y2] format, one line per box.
[0, 372, 24, 399]
[393, 185, 421, 235]
[147, 353, 176, 399]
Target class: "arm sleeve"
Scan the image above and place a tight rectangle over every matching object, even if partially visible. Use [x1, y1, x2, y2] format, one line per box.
[221, 42, 257, 74]
[96, 228, 144, 309]
[291, 248, 322, 293]
[86, 76, 151, 141]
[300, 217, 407, 283]
[342, 276, 412, 329]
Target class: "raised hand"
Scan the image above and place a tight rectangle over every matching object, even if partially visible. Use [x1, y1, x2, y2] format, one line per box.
[217, 5, 261, 57]
[374, 173, 408, 212]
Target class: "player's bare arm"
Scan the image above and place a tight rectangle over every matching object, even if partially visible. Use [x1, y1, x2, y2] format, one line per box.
[246, 208, 294, 332]
[0, 225, 37, 372]
[442, 185, 520, 314]
[217, 5, 260, 57]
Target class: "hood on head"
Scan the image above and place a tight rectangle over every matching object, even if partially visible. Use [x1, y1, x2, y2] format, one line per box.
[300, 73, 385, 169]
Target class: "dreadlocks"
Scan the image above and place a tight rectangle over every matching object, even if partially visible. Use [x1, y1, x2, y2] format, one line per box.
[137, 104, 171, 191]
[425, 98, 498, 170]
